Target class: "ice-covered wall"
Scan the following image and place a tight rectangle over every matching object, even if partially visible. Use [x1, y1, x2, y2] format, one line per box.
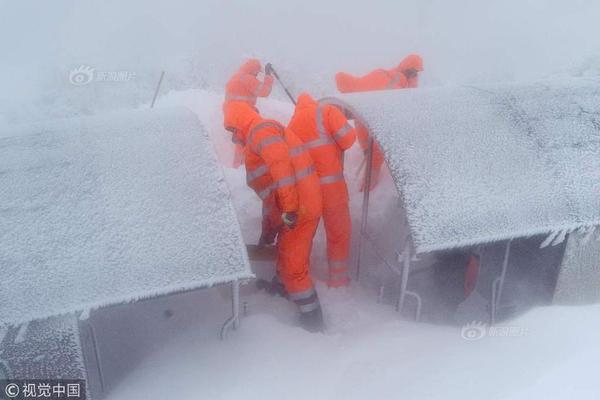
[0, 107, 252, 326]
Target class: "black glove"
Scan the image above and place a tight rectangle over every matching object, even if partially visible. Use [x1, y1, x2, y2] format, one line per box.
[281, 212, 298, 229]
[265, 63, 273, 76]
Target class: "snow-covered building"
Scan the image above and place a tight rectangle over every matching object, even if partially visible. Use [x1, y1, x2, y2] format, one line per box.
[322, 78, 600, 322]
[0, 108, 252, 397]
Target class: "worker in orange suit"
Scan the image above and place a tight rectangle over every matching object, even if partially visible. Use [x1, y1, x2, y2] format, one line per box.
[335, 54, 424, 191]
[223, 59, 275, 168]
[223, 101, 324, 332]
[288, 93, 356, 288]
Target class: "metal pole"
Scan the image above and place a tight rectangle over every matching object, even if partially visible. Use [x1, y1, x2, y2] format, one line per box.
[150, 71, 165, 108]
[355, 137, 375, 281]
[269, 66, 296, 105]
[220, 280, 241, 339]
[491, 240, 511, 324]
[397, 241, 411, 313]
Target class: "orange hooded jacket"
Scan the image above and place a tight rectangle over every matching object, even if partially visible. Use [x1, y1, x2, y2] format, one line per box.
[223, 102, 322, 221]
[396, 54, 423, 88]
[224, 59, 274, 107]
[288, 93, 356, 205]
[224, 102, 323, 297]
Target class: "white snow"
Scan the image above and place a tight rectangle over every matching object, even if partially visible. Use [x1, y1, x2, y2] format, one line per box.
[325, 78, 600, 253]
[105, 285, 600, 400]
[0, 107, 252, 326]
[89, 89, 600, 400]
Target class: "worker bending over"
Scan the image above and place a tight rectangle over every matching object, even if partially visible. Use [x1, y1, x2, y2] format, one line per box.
[223, 101, 324, 332]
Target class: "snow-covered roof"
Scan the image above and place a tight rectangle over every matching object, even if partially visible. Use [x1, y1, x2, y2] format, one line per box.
[324, 78, 600, 253]
[0, 107, 252, 326]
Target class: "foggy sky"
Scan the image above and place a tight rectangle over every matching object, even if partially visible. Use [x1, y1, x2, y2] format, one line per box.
[1, 0, 600, 121]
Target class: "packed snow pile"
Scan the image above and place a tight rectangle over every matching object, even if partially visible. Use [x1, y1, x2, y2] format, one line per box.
[0, 107, 252, 326]
[327, 77, 600, 252]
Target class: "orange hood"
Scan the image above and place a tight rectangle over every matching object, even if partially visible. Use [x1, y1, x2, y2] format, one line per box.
[295, 93, 318, 109]
[397, 54, 424, 72]
[239, 58, 262, 76]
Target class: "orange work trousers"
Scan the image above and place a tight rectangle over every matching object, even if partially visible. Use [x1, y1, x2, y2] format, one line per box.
[277, 217, 319, 300]
[322, 201, 351, 287]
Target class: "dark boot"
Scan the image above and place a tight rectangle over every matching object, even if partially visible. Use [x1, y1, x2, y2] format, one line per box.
[255, 275, 288, 298]
[298, 305, 324, 333]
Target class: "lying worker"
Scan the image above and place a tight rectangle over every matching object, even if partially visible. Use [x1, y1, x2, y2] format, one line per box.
[288, 93, 356, 288]
[223, 101, 324, 332]
[223, 59, 275, 167]
[335, 54, 424, 191]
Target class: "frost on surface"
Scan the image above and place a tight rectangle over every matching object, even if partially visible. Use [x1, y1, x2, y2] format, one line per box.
[554, 231, 600, 304]
[0, 107, 252, 326]
[0, 315, 85, 381]
[333, 78, 600, 253]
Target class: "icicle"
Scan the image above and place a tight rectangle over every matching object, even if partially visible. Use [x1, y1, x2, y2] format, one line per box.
[540, 230, 559, 248]
[582, 226, 597, 244]
[551, 229, 568, 246]
[14, 322, 29, 344]
[78, 308, 91, 321]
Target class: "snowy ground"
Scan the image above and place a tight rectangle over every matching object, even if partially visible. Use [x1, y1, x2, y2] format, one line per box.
[105, 285, 600, 400]
[100, 90, 600, 400]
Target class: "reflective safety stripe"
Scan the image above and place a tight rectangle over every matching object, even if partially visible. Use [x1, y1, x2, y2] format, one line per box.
[291, 287, 320, 313]
[316, 103, 327, 138]
[333, 124, 352, 141]
[329, 260, 350, 280]
[329, 259, 349, 268]
[256, 135, 284, 154]
[248, 121, 285, 153]
[330, 268, 349, 277]
[295, 165, 316, 181]
[329, 262, 350, 282]
[298, 302, 321, 313]
[273, 175, 296, 189]
[297, 102, 341, 152]
[289, 287, 316, 301]
[257, 165, 316, 200]
[246, 165, 269, 184]
[291, 137, 333, 157]
[225, 94, 257, 102]
[319, 173, 344, 185]
[258, 187, 272, 200]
